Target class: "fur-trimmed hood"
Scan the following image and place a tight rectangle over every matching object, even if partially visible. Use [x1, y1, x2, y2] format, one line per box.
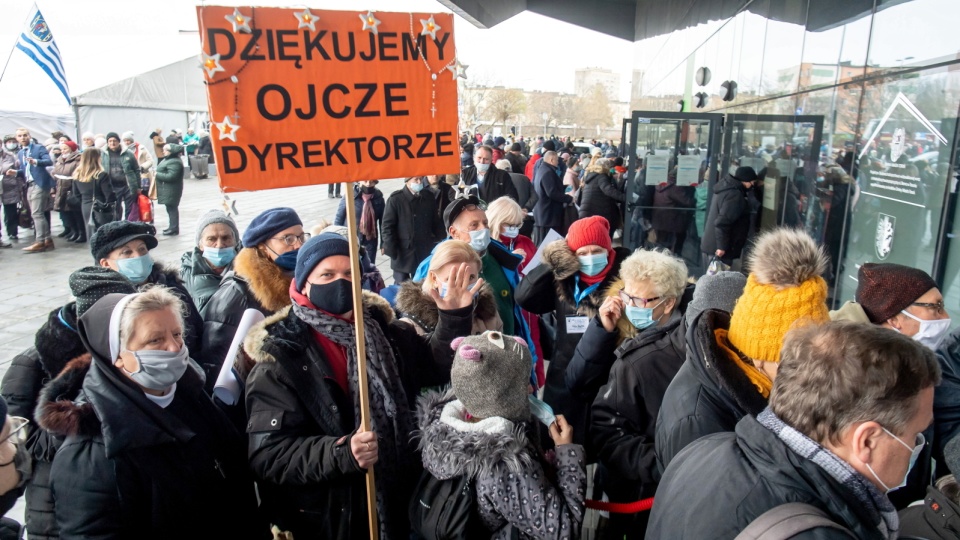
[232, 247, 293, 312]
[244, 290, 396, 365]
[542, 240, 631, 318]
[36, 354, 99, 439]
[415, 389, 533, 481]
[395, 280, 499, 333]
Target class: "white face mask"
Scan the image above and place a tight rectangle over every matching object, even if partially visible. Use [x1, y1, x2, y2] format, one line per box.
[121, 345, 190, 391]
[476, 162, 490, 174]
[3, 142, 16, 152]
[865, 428, 924, 493]
[900, 309, 951, 350]
[501, 226, 520, 239]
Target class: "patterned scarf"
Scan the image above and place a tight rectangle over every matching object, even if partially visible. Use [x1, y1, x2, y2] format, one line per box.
[359, 192, 377, 242]
[757, 408, 898, 539]
[291, 302, 416, 540]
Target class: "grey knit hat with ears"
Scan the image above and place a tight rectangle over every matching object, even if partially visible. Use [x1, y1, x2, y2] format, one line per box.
[450, 331, 532, 423]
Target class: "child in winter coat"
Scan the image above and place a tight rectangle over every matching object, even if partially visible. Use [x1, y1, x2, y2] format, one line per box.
[416, 331, 586, 539]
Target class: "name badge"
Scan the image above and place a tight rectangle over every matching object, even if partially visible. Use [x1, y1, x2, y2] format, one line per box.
[565, 316, 589, 334]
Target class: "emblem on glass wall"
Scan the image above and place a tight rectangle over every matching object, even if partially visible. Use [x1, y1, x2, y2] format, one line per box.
[876, 213, 896, 260]
[890, 128, 907, 162]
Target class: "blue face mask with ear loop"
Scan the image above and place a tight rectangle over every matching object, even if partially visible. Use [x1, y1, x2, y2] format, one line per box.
[623, 298, 666, 330]
[115, 254, 153, 284]
[274, 249, 299, 271]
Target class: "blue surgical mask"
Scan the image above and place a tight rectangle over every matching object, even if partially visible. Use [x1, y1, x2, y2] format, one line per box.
[274, 249, 299, 271]
[122, 344, 190, 391]
[624, 298, 665, 330]
[439, 280, 479, 298]
[203, 246, 236, 268]
[578, 253, 608, 277]
[501, 226, 520, 239]
[466, 228, 491, 252]
[865, 428, 925, 493]
[477, 162, 490, 174]
[408, 181, 424, 194]
[116, 254, 153, 284]
[528, 395, 556, 427]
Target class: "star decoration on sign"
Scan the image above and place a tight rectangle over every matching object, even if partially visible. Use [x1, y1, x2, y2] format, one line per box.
[225, 8, 252, 33]
[359, 11, 381, 34]
[420, 15, 441, 40]
[216, 116, 240, 142]
[294, 8, 317, 31]
[446, 58, 468, 80]
[454, 179, 477, 200]
[201, 52, 224, 78]
[222, 194, 239, 216]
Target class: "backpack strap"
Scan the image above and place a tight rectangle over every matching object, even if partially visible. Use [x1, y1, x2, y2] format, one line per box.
[735, 502, 855, 540]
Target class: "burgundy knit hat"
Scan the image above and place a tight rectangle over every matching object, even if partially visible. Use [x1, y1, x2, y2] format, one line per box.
[856, 263, 937, 323]
[566, 215, 612, 252]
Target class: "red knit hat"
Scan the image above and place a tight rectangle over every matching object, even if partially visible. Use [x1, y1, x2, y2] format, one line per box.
[856, 263, 937, 324]
[566, 216, 612, 252]
[63, 140, 78, 152]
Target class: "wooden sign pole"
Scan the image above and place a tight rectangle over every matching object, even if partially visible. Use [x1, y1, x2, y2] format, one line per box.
[342, 180, 379, 540]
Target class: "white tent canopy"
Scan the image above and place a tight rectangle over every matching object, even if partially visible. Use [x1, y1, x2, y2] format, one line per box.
[0, 109, 75, 142]
[74, 55, 209, 151]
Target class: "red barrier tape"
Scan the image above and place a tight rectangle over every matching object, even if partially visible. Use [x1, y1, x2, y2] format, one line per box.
[585, 497, 654, 514]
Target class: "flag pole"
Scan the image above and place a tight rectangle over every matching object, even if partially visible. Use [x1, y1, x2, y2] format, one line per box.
[342, 180, 379, 540]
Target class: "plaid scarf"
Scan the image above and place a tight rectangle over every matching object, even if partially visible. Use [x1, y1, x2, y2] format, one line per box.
[359, 192, 377, 242]
[757, 408, 898, 539]
[291, 302, 416, 540]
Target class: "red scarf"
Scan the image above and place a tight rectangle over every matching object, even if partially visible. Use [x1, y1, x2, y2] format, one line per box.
[578, 248, 616, 286]
[359, 192, 377, 241]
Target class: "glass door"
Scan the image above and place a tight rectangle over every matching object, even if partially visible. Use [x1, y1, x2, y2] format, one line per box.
[624, 111, 723, 273]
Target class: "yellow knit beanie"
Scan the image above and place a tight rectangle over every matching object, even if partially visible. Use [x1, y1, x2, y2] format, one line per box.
[727, 229, 830, 363]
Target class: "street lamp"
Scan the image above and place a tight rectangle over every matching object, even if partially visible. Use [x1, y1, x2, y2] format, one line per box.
[542, 112, 549, 137]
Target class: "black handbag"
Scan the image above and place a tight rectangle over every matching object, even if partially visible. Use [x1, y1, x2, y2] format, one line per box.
[92, 201, 115, 227]
[66, 183, 81, 209]
[17, 188, 32, 228]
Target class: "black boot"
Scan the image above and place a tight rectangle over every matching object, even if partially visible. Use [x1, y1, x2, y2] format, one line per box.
[74, 234, 86, 243]
[57, 229, 70, 238]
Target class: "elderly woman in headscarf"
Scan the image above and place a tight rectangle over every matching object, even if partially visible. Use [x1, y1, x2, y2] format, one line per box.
[154, 143, 184, 235]
[37, 287, 263, 538]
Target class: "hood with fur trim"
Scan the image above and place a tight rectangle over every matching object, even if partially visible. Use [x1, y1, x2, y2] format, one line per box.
[232, 247, 293, 313]
[542, 240, 631, 318]
[244, 290, 396, 365]
[415, 389, 533, 481]
[36, 354, 99, 439]
[395, 280, 499, 334]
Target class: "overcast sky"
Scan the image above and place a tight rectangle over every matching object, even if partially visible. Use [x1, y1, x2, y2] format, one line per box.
[0, 0, 635, 114]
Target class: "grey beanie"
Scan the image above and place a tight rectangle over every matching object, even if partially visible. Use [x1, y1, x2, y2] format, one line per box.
[121, 131, 135, 142]
[195, 209, 240, 247]
[450, 331, 532, 423]
[686, 270, 747, 327]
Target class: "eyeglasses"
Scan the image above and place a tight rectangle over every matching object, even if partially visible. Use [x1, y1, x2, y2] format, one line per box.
[618, 289, 661, 308]
[271, 233, 310, 247]
[2, 417, 28, 446]
[912, 301, 946, 316]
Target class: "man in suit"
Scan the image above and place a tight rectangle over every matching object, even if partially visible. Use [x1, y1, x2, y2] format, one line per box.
[16, 128, 55, 253]
[532, 150, 573, 245]
[461, 145, 519, 205]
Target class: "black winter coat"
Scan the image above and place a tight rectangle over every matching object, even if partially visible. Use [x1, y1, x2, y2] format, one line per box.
[243, 293, 473, 539]
[426, 181, 454, 222]
[0, 304, 89, 540]
[381, 186, 444, 274]
[461, 166, 520, 204]
[652, 182, 694, 234]
[180, 247, 235, 314]
[701, 175, 751, 259]
[533, 162, 570, 229]
[508, 171, 537, 211]
[647, 415, 889, 539]
[589, 313, 689, 537]
[38, 297, 263, 540]
[516, 242, 630, 448]
[654, 309, 767, 472]
[578, 171, 625, 230]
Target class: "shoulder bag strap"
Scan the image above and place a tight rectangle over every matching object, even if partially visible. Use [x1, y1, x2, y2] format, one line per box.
[735, 502, 855, 540]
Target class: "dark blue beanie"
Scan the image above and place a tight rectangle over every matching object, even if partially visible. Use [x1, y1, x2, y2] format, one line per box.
[242, 207, 302, 247]
[295, 233, 351, 290]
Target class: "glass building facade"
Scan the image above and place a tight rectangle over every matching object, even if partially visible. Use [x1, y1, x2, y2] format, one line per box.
[621, 0, 960, 320]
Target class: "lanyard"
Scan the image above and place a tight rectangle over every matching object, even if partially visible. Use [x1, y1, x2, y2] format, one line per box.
[573, 275, 600, 306]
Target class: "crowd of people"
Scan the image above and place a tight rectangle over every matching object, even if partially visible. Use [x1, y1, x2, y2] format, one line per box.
[0, 126, 958, 540]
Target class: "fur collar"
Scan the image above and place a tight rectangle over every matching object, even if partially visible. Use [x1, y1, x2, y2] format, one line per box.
[395, 280, 499, 332]
[543, 242, 630, 319]
[245, 290, 396, 365]
[415, 389, 532, 481]
[36, 354, 100, 438]
[233, 247, 293, 312]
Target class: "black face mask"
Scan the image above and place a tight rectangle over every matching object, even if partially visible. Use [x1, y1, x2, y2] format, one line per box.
[361, 186, 376, 194]
[308, 278, 354, 315]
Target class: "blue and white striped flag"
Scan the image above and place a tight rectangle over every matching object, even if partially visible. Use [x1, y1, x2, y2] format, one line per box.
[15, 4, 70, 104]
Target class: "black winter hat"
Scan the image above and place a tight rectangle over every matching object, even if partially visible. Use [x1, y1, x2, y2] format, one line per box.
[89, 221, 158, 262]
[443, 195, 485, 230]
[509, 143, 521, 152]
[733, 166, 758, 183]
[542, 140, 556, 152]
[105, 132, 120, 142]
[294, 233, 350, 291]
[494, 136, 506, 147]
[69, 266, 137, 316]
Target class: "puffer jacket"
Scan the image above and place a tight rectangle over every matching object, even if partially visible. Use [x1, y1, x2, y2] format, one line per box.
[243, 293, 473, 539]
[36, 296, 263, 540]
[700, 175, 751, 259]
[516, 242, 630, 448]
[199, 247, 292, 392]
[180, 247, 236, 313]
[0, 304, 89, 540]
[154, 148, 184, 206]
[416, 389, 586, 540]
[577, 171, 624, 231]
[395, 280, 502, 336]
[647, 414, 890, 539]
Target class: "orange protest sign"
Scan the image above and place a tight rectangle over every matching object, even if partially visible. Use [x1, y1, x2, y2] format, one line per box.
[197, 7, 462, 193]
